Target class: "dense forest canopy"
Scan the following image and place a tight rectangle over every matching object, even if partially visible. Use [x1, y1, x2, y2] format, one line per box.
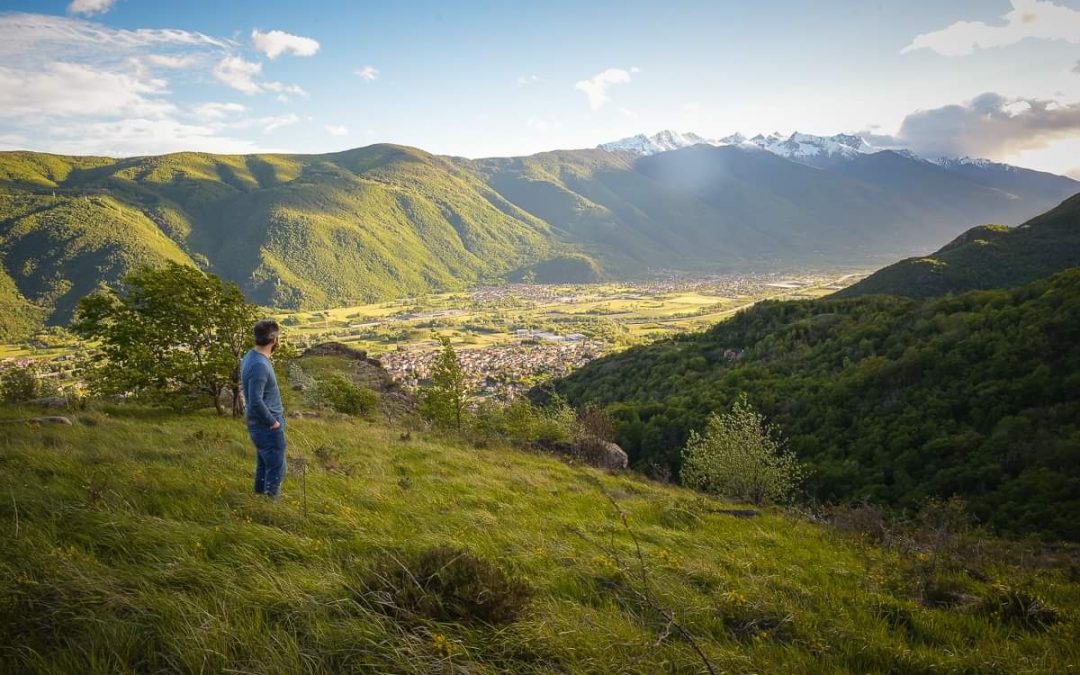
[550, 270, 1080, 540]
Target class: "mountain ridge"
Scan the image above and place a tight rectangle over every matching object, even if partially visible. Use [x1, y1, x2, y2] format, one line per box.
[1, 142, 1076, 340]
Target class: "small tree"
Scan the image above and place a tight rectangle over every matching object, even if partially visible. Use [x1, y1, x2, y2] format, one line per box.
[420, 335, 468, 431]
[680, 394, 805, 505]
[72, 263, 259, 414]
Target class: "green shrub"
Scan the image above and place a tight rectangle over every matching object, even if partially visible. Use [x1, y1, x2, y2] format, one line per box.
[1, 365, 41, 403]
[470, 397, 581, 445]
[319, 375, 378, 416]
[680, 394, 805, 505]
[362, 546, 531, 625]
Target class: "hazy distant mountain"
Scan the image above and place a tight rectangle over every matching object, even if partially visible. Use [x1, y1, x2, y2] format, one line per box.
[838, 193, 1080, 298]
[1, 141, 1077, 339]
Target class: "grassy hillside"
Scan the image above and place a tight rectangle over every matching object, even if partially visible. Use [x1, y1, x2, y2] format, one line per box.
[0, 147, 557, 330]
[551, 270, 1080, 540]
[1, 406, 1078, 673]
[3, 145, 1076, 339]
[838, 193, 1080, 299]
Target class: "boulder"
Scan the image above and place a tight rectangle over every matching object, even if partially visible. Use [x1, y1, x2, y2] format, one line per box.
[28, 396, 68, 409]
[576, 436, 629, 471]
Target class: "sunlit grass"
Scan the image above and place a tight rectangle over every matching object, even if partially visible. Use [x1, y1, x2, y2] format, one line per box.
[1, 407, 1076, 673]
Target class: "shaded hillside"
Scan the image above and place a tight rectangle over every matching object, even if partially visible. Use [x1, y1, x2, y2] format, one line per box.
[550, 270, 1080, 540]
[839, 193, 1080, 298]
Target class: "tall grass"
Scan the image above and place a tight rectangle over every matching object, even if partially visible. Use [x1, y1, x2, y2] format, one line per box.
[1, 405, 1077, 673]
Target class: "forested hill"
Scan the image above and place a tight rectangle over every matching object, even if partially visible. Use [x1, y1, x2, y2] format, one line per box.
[1, 143, 1077, 340]
[549, 269, 1080, 540]
[838, 192, 1080, 299]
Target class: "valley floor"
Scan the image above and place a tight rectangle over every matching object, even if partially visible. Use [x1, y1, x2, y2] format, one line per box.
[1, 407, 1077, 674]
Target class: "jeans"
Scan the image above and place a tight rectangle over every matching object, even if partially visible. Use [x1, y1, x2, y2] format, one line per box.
[248, 415, 286, 498]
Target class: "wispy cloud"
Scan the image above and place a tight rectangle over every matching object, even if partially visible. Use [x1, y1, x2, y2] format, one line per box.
[1073, 60, 1080, 74]
[192, 102, 246, 120]
[324, 124, 348, 136]
[0, 13, 286, 155]
[355, 65, 379, 81]
[516, 74, 538, 86]
[262, 113, 300, 133]
[67, 0, 118, 16]
[903, 0, 1080, 56]
[251, 29, 319, 59]
[574, 67, 634, 110]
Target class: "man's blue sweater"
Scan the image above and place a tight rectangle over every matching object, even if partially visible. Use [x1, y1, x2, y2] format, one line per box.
[241, 349, 283, 427]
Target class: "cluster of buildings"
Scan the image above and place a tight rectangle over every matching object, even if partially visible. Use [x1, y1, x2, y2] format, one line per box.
[378, 339, 604, 399]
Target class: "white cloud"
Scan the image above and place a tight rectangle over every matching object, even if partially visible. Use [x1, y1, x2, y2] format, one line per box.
[324, 124, 348, 136]
[683, 102, 701, 113]
[145, 54, 197, 69]
[355, 65, 379, 81]
[883, 92, 1080, 159]
[903, 0, 1080, 56]
[0, 61, 172, 119]
[264, 81, 308, 102]
[0, 13, 279, 156]
[67, 0, 118, 16]
[574, 68, 633, 110]
[251, 28, 319, 59]
[262, 113, 300, 134]
[192, 102, 246, 120]
[213, 56, 262, 95]
[34, 117, 263, 156]
[516, 74, 538, 86]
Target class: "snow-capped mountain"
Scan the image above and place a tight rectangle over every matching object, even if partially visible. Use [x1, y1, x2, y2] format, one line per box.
[750, 131, 874, 165]
[928, 156, 1014, 171]
[598, 130, 715, 155]
[599, 129, 879, 166]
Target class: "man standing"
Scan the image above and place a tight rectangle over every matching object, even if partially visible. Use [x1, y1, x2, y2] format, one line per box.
[241, 319, 286, 498]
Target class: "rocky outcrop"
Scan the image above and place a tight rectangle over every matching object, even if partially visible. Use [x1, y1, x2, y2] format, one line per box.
[578, 437, 629, 470]
[302, 342, 382, 366]
[544, 436, 628, 471]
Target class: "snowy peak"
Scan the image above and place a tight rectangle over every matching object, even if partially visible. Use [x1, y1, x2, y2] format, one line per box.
[599, 129, 878, 165]
[747, 131, 874, 164]
[599, 130, 716, 155]
[928, 156, 1015, 172]
[595, 130, 1057, 179]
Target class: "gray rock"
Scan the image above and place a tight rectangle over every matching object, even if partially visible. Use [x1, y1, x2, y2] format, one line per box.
[577, 436, 629, 471]
[28, 396, 68, 409]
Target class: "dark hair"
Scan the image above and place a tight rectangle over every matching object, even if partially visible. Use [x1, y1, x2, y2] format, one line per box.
[253, 319, 280, 347]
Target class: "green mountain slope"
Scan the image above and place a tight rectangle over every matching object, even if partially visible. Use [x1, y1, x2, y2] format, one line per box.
[838, 193, 1080, 298]
[2, 144, 1076, 339]
[550, 270, 1080, 540]
[0, 147, 556, 329]
[1, 407, 1077, 672]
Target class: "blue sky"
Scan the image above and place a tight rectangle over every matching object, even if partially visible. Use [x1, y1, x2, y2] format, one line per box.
[1, 0, 1078, 175]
